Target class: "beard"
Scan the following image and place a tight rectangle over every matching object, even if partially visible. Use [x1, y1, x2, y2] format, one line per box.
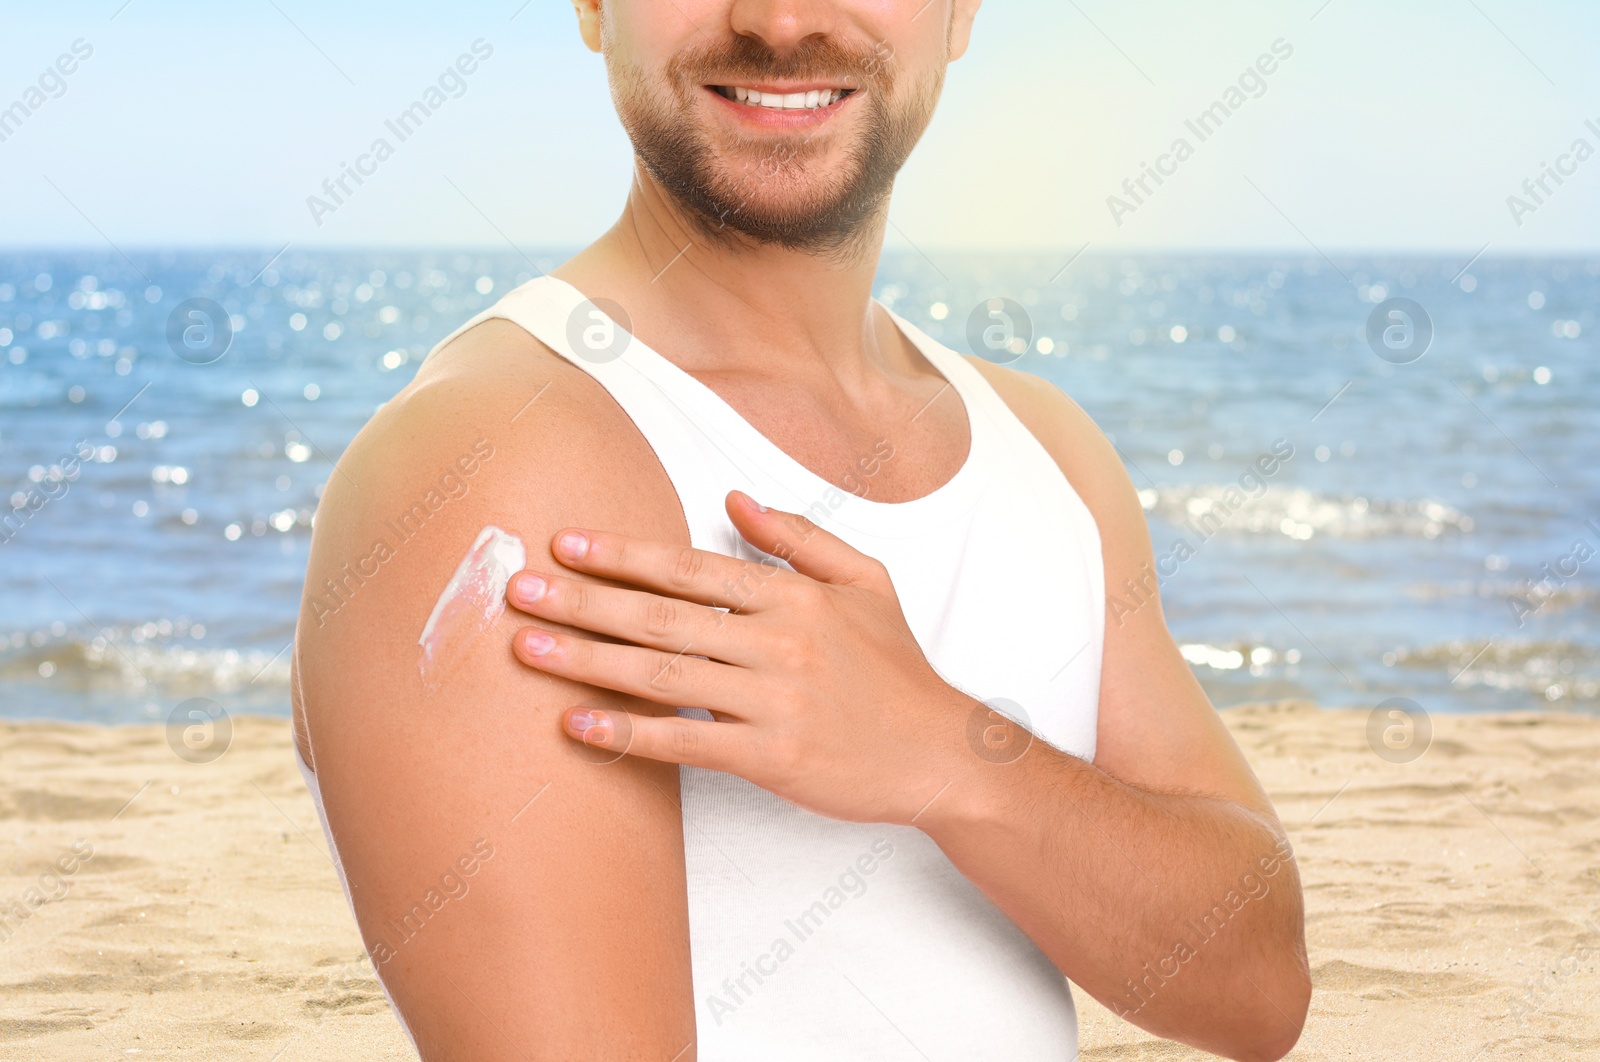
[611, 35, 943, 257]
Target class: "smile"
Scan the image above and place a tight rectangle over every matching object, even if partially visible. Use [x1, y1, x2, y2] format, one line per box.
[711, 85, 855, 111]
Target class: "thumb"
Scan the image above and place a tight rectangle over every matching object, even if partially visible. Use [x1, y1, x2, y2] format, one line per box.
[725, 490, 884, 588]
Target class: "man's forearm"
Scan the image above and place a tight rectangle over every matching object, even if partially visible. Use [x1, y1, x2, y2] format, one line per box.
[491, 496, 1311, 1055]
[918, 729, 1311, 1062]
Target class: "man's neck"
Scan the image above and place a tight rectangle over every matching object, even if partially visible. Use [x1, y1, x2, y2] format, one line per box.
[557, 164, 903, 386]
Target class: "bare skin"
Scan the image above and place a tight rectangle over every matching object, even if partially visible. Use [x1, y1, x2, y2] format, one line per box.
[292, 323, 698, 1059]
[294, 1, 1310, 1059]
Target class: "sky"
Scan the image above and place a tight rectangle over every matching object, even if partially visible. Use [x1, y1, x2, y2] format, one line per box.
[1, 0, 1597, 253]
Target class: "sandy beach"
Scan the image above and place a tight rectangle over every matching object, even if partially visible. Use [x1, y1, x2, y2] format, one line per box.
[2, 701, 1597, 1060]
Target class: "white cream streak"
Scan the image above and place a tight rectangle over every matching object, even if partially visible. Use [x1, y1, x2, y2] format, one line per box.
[417, 526, 526, 688]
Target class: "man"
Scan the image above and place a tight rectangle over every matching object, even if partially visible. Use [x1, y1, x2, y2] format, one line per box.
[292, 1, 1311, 1058]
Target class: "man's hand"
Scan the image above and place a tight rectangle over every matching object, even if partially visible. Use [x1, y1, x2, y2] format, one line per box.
[506, 488, 970, 825]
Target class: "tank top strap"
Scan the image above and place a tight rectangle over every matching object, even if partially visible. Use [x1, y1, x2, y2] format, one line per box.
[426, 276, 752, 554]
[877, 308, 1048, 457]
[424, 275, 1048, 545]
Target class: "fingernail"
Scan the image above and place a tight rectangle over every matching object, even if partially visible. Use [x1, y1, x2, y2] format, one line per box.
[522, 629, 555, 656]
[512, 574, 547, 605]
[743, 492, 768, 513]
[557, 532, 589, 559]
[569, 708, 611, 744]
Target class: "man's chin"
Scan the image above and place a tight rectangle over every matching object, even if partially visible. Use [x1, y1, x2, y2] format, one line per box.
[624, 91, 913, 252]
[689, 181, 880, 251]
[715, 174, 845, 216]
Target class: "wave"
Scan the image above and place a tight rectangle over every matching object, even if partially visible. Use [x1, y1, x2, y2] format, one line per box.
[1139, 485, 1472, 540]
[1404, 579, 1597, 613]
[0, 623, 290, 693]
[1386, 639, 1598, 704]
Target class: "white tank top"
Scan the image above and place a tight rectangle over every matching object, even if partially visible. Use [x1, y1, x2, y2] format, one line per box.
[303, 274, 1106, 1059]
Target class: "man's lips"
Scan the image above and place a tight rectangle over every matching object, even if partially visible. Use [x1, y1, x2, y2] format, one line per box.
[707, 83, 857, 113]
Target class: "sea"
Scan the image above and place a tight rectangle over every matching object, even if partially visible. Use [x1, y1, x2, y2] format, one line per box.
[1, 249, 1595, 725]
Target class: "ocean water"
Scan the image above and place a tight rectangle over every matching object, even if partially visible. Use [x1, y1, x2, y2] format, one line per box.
[0, 249, 1595, 725]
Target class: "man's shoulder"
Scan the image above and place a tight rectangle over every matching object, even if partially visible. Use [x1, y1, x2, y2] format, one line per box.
[356, 317, 602, 468]
[960, 355, 1079, 424]
[958, 354, 1145, 538]
[287, 318, 698, 1053]
[332, 317, 669, 522]
[300, 315, 687, 640]
[958, 356, 1114, 476]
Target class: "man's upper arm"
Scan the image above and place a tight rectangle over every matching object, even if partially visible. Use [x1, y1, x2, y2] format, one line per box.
[293, 323, 696, 1059]
[966, 358, 1272, 814]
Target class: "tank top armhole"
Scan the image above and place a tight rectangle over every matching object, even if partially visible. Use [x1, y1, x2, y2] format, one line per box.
[420, 284, 698, 550]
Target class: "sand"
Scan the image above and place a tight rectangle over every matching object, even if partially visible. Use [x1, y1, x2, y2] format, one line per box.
[2, 701, 1597, 1060]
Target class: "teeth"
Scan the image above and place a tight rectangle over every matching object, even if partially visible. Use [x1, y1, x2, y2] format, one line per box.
[719, 87, 845, 110]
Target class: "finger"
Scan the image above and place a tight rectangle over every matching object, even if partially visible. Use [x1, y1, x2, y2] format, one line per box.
[549, 527, 788, 612]
[725, 489, 888, 588]
[561, 706, 751, 773]
[507, 570, 753, 663]
[513, 625, 752, 713]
